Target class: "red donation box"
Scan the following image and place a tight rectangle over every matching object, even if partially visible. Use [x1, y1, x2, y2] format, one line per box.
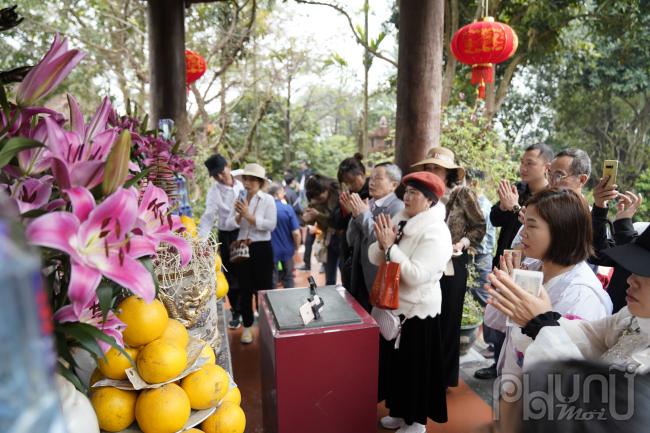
[259, 285, 379, 433]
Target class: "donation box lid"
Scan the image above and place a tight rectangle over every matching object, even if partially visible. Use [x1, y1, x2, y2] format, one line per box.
[265, 286, 363, 331]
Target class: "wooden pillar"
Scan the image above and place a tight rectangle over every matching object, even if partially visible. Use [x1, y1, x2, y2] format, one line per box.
[394, 0, 444, 173]
[147, 0, 187, 129]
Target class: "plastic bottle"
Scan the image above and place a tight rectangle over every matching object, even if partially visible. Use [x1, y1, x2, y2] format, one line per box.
[0, 217, 68, 433]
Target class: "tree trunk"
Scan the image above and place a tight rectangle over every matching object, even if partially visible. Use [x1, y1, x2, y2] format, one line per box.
[441, 0, 459, 107]
[284, 73, 292, 166]
[395, 0, 444, 173]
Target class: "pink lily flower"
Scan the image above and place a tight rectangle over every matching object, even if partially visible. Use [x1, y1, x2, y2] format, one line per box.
[8, 175, 64, 214]
[15, 33, 85, 107]
[54, 300, 126, 352]
[26, 187, 157, 316]
[135, 183, 192, 266]
[45, 110, 117, 189]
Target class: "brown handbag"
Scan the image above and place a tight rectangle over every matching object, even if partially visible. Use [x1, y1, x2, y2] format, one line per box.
[370, 261, 400, 310]
[370, 220, 406, 310]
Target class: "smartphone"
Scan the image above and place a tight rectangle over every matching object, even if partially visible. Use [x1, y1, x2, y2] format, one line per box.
[237, 189, 247, 202]
[603, 160, 618, 187]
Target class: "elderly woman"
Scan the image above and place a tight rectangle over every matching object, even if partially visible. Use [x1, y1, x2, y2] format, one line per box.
[344, 163, 404, 311]
[369, 172, 452, 433]
[412, 146, 486, 387]
[226, 163, 277, 344]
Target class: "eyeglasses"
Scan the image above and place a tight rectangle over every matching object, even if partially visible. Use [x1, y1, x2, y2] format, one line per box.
[549, 171, 574, 183]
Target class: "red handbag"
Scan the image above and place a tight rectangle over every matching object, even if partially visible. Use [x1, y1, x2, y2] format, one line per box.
[370, 261, 400, 310]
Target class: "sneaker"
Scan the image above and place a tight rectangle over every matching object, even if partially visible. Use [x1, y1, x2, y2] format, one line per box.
[297, 264, 311, 271]
[240, 327, 253, 344]
[474, 364, 498, 380]
[228, 314, 241, 329]
[380, 415, 405, 429]
[396, 422, 426, 433]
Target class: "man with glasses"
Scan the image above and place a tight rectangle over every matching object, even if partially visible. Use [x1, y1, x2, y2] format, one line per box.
[548, 148, 591, 195]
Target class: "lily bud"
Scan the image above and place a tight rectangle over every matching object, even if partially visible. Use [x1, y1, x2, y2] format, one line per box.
[102, 130, 131, 195]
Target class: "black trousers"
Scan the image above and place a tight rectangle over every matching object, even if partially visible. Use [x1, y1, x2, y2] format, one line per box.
[235, 241, 274, 327]
[219, 229, 240, 314]
[379, 315, 447, 425]
[440, 251, 469, 388]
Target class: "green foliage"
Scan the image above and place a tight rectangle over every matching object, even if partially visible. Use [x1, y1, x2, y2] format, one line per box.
[635, 170, 650, 222]
[440, 102, 518, 201]
[461, 292, 483, 326]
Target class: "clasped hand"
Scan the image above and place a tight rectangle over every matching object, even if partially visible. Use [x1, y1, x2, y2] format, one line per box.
[373, 213, 396, 251]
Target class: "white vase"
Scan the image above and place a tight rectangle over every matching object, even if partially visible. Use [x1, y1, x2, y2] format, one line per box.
[55, 374, 100, 433]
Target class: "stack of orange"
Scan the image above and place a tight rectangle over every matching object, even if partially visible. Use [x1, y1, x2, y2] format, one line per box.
[89, 295, 244, 433]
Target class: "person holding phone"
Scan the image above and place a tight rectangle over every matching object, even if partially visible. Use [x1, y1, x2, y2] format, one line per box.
[198, 154, 245, 329]
[486, 189, 612, 380]
[590, 160, 644, 312]
[225, 163, 277, 344]
[486, 226, 650, 377]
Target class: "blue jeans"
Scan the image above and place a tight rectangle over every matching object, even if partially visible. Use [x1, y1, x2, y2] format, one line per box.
[273, 257, 295, 288]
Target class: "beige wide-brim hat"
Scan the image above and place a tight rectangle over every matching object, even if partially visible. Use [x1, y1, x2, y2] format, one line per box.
[411, 146, 466, 180]
[236, 163, 270, 185]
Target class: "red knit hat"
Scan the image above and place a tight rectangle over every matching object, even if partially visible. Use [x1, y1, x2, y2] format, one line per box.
[402, 171, 446, 199]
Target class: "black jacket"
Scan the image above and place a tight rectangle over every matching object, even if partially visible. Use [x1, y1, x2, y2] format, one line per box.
[589, 205, 639, 313]
[489, 182, 531, 268]
[333, 178, 370, 290]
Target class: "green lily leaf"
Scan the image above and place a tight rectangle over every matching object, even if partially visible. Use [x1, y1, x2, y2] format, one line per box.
[123, 167, 150, 189]
[0, 137, 43, 168]
[97, 281, 116, 322]
[57, 361, 86, 393]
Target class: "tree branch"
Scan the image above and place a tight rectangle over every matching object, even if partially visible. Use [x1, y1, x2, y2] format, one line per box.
[294, 0, 397, 67]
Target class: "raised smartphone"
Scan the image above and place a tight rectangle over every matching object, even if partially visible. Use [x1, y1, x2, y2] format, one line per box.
[603, 160, 618, 187]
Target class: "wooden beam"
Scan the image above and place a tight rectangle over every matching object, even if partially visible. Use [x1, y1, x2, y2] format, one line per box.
[147, 0, 187, 128]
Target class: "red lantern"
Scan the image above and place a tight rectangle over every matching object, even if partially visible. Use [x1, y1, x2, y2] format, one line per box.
[450, 17, 518, 99]
[185, 49, 207, 86]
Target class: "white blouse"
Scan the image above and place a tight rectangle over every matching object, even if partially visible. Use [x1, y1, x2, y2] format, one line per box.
[198, 179, 245, 238]
[498, 261, 613, 376]
[226, 190, 277, 242]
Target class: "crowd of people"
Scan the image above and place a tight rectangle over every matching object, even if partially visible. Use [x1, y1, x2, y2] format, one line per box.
[197, 143, 649, 432]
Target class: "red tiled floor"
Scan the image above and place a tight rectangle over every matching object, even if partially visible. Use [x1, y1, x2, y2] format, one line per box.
[227, 253, 494, 432]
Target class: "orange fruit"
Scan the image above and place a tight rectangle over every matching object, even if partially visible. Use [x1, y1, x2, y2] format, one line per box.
[89, 368, 104, 386]
[135, 383, 191, 433]
[159, 318, 190, 349]
[180, 364, 230, 409]
[90, 386, 137, 432]
[186, 429, 204, 433]
[201, 402, 246, 433]
[97, 346, 138, 380]
[216, 271, 229, 299]
[198, 340, 216, 365]
[181, 215, 197, 238]
[116, 296, 169, 347]
[137, 339, 187, 384]
[221, 386, 241, 406]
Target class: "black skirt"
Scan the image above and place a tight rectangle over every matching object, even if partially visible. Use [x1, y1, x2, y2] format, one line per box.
[440, 251, 469, 387]
[378, 314, 448, 425]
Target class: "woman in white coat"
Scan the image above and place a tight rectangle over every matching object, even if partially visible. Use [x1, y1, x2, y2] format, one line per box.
[487, 225, 650, 375]
[369, 171, 452, 433]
